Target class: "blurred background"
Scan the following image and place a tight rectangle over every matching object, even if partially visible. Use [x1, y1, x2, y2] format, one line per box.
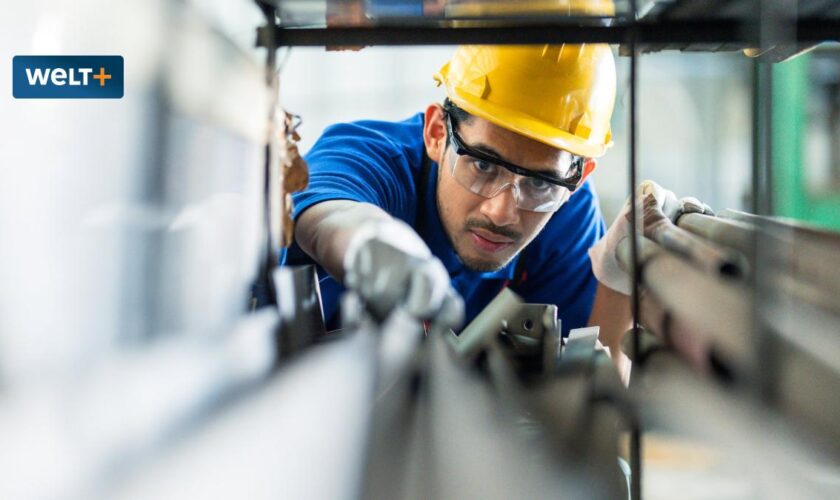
[282, 43, 840, 228]
[281, 47, 754, 221]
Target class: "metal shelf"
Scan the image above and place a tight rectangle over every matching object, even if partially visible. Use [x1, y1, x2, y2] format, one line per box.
[258, 0, 840, 50]
[259, 19, 840, 48]
[253, 3, 840, 500]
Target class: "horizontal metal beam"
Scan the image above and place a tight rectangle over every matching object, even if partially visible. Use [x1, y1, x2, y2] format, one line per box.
[678, 213, 756, 260]
[261, 20, 840, 48]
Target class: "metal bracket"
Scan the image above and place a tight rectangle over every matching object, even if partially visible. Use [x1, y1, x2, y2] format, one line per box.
[274, 264, 327, 358]
[449, 288, 561, 378]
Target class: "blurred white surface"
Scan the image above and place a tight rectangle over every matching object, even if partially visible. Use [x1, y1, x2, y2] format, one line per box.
[0, 2, 273, 498]
[0, 0, 267, 381]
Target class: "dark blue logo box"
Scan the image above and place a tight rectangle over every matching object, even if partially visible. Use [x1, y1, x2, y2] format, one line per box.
[13, 55, 123, 99]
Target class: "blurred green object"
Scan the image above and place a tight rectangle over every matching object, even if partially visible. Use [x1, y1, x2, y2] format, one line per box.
[771, 51, 840, 231]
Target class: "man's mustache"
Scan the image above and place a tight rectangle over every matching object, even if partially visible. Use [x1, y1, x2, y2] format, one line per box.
[464, 219, 522, 242]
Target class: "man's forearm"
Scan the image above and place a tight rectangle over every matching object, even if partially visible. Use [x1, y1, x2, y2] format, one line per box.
[294, 200, 392, 281]
[588, 282, 633, 384]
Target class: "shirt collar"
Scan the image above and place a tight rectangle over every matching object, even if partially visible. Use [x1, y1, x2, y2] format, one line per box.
[418, 159, 518, 281]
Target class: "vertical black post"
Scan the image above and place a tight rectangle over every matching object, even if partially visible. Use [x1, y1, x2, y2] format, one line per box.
[753, 60, 773, 216]
[752, 0, 793, 408]
[628, 3, 642, 499]
[752, 0, 794, 216]
[251, 2, 280, 309]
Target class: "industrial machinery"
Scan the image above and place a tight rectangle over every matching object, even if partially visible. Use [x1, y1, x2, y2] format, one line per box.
[1, 1, 839, 499]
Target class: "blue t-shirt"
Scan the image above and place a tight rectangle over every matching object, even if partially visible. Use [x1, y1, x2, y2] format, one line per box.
[281, 113, 606, 337]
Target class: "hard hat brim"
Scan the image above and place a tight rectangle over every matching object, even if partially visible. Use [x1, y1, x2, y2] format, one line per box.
[445, 86, 613, 159]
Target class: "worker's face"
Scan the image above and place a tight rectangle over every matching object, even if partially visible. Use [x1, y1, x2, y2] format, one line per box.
[424, 104, 590, 272]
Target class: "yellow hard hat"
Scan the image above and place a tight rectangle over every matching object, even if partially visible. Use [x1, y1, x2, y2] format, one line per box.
[434, 44, 617, 158]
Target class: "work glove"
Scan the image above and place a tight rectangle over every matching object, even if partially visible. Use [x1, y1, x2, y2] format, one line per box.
[588, 180, 713, 296]
[343, 218, 464, 330]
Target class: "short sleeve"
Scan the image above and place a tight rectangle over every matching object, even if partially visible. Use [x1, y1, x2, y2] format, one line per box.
[291, 121, 418, 222]
[280, 116, 425, 329]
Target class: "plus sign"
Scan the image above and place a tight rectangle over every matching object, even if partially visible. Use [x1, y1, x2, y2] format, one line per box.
[93, 67, 111, 87]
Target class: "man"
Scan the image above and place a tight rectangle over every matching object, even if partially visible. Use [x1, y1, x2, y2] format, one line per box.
[281, 44, 692, 380]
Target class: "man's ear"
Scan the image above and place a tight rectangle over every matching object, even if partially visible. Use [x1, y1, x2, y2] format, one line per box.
[579, 158, 597, 183]
[423, 103, 447, 162]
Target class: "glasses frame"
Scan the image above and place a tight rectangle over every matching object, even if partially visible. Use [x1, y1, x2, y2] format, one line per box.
[444, 112, 584, 192]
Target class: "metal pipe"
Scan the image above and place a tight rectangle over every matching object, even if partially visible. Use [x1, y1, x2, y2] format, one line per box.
[677, 213, 757, 259]
[615, 236, 661, 274]
[648, 222, 745, 278]
[721, 209, 840, 315]
[642, 252, 754, 373]
[722, 208, 840, 245]
[635, 291, 739, 379]
[616, 237, 753, 370]
[634, 194, 746, 278]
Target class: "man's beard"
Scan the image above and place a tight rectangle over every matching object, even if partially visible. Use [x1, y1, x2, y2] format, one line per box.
[460, 252, 515, 273]
[458, 218, 523, 272]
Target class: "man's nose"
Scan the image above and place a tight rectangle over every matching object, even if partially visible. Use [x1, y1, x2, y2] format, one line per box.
[479, 185, 520, 227]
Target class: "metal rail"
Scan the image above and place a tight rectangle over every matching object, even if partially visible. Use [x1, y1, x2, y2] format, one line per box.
[259, 20, 840, 48]
[678, 213, 756, 259]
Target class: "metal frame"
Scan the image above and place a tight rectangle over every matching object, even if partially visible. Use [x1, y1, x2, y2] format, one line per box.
[258, 20, 840, 48]
[626, 4, 643, 497]
[254, 3, 840, 499]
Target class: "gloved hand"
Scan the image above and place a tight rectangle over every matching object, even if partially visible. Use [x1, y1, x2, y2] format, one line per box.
[588, 180, 713, 295]
[343, 218, 464, 329]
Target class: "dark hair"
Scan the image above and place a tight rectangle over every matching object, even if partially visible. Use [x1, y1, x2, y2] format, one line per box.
[443, 98, 473, 125]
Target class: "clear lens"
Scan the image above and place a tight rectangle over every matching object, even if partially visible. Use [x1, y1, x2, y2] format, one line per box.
[451, 153, 571, 213]
[551, 150, 579, 179]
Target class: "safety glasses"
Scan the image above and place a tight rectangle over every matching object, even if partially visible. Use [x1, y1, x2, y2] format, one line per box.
[445, 113, 583, 213]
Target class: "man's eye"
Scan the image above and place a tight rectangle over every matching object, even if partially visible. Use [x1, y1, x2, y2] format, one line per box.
[526, 177, 551, 191]
[471, 159, 496, 174]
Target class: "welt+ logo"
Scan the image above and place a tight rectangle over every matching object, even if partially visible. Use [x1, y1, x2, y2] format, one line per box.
[13, 55, 124, 99]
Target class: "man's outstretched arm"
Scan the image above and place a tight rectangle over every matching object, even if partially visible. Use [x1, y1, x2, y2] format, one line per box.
[294, 200, 391, 281]
[294, 199, 463, 326]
